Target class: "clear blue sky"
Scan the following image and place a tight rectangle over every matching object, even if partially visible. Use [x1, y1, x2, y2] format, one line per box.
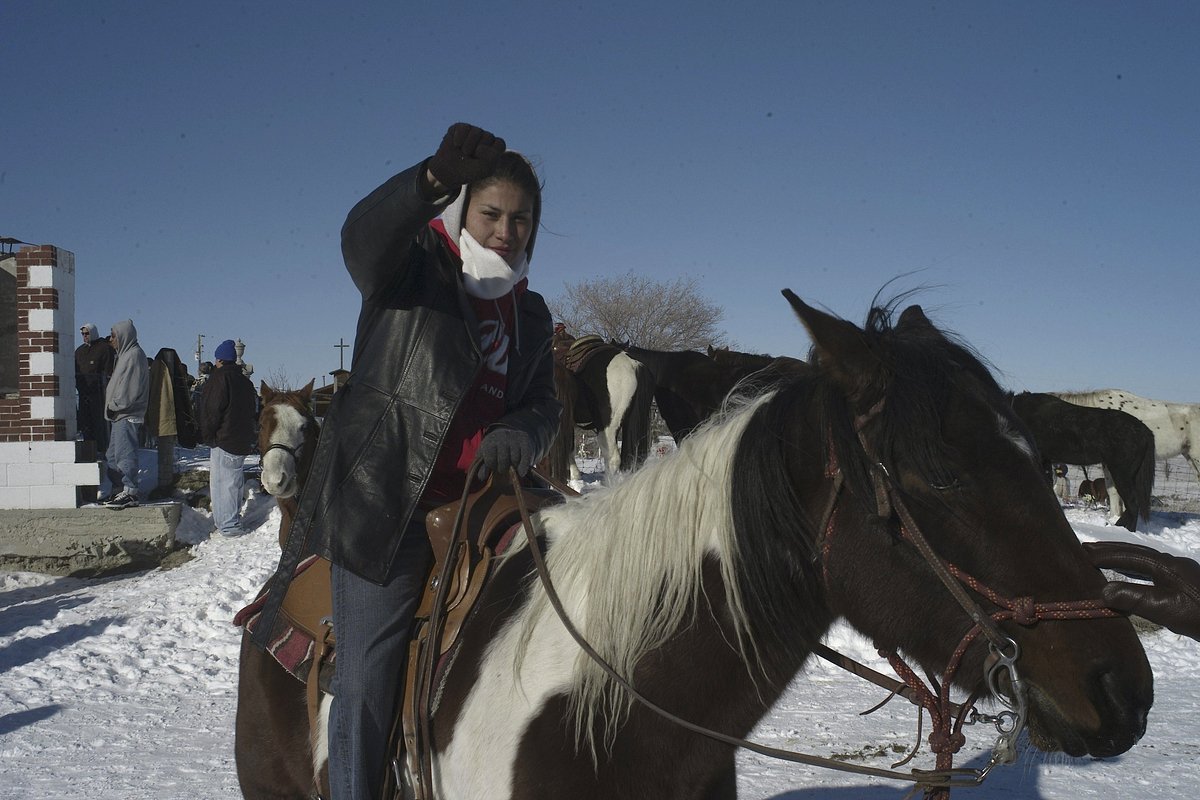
[4, 1, 1197, 400]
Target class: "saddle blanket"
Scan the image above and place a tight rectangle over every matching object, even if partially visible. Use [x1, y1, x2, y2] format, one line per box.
[233, 554, 335, 691]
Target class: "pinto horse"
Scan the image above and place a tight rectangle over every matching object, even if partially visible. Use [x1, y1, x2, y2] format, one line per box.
[1012, 391, 1156, 531]
[622, 344, 805, 442]
[245, 298, 1155, 798]
[1053, 389, 1200, 479]
[548, 333, 655, 483]
[391, 294, 1150, 798]
[235, 380, 327, 800]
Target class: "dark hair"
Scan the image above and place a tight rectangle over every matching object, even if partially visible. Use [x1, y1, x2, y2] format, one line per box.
[468, 151, 543, 257]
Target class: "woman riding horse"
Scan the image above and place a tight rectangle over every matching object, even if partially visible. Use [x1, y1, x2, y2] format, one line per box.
[250, 122, 560, 800]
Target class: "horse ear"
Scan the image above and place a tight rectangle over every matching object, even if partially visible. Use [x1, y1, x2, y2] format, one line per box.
[897, 304, 934, 330]
[260, 381, 275, 401]
[299, 379, 315, 401]
[782, 289, 879, 400]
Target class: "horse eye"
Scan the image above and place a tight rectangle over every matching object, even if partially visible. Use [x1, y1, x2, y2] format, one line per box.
[931, 477, 962, 491]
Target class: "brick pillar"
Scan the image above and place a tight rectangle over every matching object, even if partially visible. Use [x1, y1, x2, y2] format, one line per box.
[0, 245, 98, 509]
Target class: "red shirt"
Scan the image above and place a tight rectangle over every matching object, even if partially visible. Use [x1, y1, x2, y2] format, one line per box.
[420, 219, 524, 505]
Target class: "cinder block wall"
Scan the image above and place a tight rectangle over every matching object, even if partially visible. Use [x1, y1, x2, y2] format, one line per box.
[0, 245, 99, 509]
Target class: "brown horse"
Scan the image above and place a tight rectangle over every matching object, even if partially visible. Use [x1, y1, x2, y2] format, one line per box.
[256, 380, 318, 548]
[235, 380, 327, 799]
[410, 295, 1153, 797]
[1011, 391, 1156, 531]
[243, 296, 1156, 799]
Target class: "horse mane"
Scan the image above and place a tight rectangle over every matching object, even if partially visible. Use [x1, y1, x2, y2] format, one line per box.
[848, 304, 1005, 496]
[707, 346, 776, 370]
[516, 302, 1008, 756]
[520, 391, 775, 752]
[1051, 389, 1111, 404]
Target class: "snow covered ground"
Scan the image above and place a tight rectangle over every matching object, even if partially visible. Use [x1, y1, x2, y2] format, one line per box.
[1, 448, 1197, 799]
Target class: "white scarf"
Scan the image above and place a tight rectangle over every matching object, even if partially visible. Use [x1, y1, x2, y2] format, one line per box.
[442, 188, 530, 300]
[459, 228, 529, 299]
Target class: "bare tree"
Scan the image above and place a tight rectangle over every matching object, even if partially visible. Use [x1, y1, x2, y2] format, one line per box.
[263, 367, 295, 391]
[549, 272, 727, 350]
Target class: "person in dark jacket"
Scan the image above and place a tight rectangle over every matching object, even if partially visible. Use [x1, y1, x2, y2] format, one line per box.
[200, 339, 258, 537]
[253, 122, 561, 800]
[75, 323, 115, 455]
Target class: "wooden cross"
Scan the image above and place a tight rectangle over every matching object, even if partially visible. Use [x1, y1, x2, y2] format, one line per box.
[335, 337, 349, 370]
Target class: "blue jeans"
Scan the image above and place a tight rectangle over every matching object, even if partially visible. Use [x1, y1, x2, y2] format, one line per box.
[329, 524, 432, 800]
[105, 417, 141, 496]
[209, 447, 247, 535]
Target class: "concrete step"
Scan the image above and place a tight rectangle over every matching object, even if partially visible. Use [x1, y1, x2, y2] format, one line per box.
[0, 503, 182, 577]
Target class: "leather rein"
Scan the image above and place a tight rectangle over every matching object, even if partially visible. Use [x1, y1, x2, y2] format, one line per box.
[495, 397, 1119, 797]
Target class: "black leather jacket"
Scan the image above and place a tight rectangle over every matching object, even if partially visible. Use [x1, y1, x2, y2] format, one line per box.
[272, 161, 560, 587]
[256, 159, 556, 618]
[199, 362, 257, 455]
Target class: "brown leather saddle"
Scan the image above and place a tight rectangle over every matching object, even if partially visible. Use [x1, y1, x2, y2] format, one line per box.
[560, 333, 615, 373]
[394, 475, 562, 799]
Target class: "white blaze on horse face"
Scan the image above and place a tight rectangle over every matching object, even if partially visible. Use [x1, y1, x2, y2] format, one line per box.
[260, 403, 307, 498]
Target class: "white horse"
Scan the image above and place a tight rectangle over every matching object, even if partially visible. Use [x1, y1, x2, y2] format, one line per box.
[1053, 389, 1200, 479]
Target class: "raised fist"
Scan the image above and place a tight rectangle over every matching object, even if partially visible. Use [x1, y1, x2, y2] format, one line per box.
[428, 122, 506, 189]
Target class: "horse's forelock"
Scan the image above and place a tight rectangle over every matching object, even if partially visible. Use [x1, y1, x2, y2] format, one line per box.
[860, 305, 1005, 489]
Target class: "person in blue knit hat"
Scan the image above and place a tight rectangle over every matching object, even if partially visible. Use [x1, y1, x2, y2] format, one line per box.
[200, 339, 257, 536]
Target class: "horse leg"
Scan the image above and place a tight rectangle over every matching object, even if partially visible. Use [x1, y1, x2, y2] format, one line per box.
[605, 356, 640, 472]
[1187, 454, 1200, 482]
[313, 695, 332, 799]
[600, 423, 621, 480]
[1102, 465, 1132, 530]
[235, 631, 317, 799]
[569, 445, 582, 483]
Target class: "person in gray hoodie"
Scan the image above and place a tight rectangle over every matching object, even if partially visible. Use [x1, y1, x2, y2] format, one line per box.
[103, 319, 150, 508]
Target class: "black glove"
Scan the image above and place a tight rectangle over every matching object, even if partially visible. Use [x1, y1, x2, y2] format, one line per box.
[1084, 540, 1200, 639]
[477, 428, 534, 478]
[428, 122, 506, 189]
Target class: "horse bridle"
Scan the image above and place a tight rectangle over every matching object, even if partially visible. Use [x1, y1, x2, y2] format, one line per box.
[262, 441, 301, 460]
[813, 399, 1121, 794]
[483, 395, 1120, 799]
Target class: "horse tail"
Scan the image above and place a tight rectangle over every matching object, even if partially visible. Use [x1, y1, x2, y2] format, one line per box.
[1134, 428, 1156, 522]
[619, 361, 656, 471]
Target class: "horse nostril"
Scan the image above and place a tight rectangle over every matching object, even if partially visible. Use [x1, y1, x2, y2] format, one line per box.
[1087, 667, 1150, 756]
